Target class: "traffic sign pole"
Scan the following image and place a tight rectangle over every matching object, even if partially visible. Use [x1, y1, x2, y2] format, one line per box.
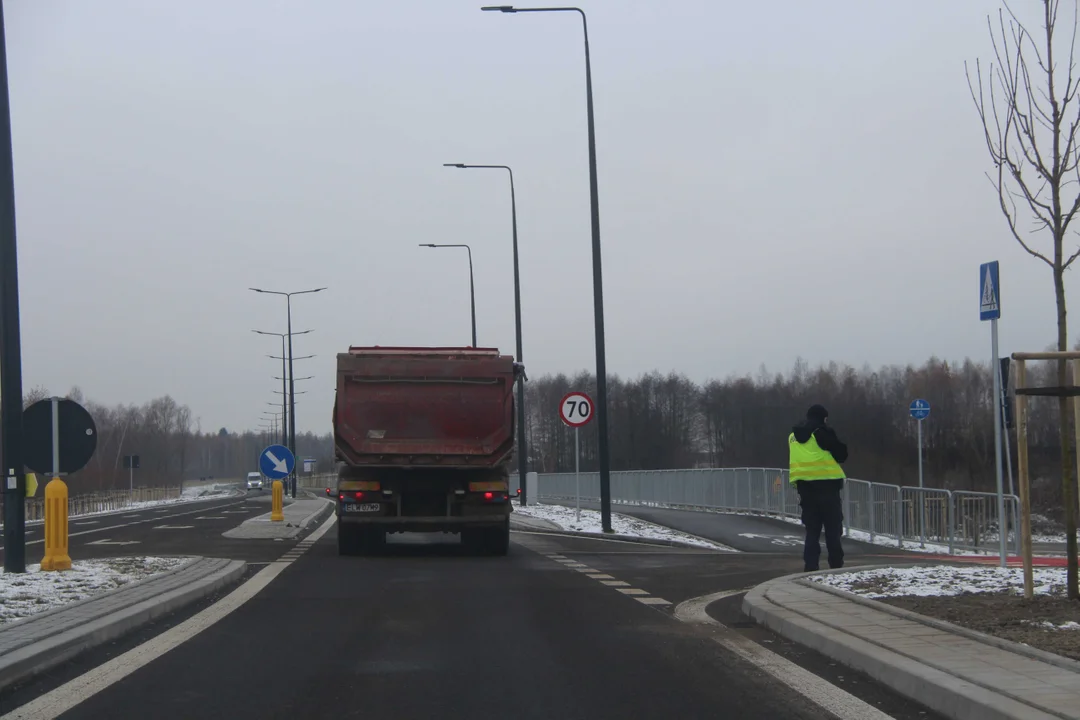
[559, 391, 595, 522]
[575, 427, 581, 523]
[910, 399, 931, 548]
[981, 260, 1007, 568]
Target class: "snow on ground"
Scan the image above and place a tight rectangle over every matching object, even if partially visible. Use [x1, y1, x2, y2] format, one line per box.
[1028, 620, 1080, 631]
[0, 556, 193, 625]
[513, 501, 734, 551]
[809, 565, 1069, 599]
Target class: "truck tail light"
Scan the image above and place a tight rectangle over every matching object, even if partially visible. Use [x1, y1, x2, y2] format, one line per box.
[354, 491, 366, 500]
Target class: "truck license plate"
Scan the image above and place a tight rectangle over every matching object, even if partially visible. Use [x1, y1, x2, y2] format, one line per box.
[345, 503, 381, 513]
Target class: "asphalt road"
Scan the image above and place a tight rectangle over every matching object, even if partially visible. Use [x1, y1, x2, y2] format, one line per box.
[0, 520, 943, 720]
[0, 489, 331, 565]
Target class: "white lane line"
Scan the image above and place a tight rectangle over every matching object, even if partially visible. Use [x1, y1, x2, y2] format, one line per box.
[585, 573, 613, 579]
[3, 501, 247, 549]
[572, 567, 598, 573]
[636, 597, 672, 605]
[152, 525, 194, 530]
[673, 589, 895, 720]
[0, 511, 337, 720]
[617, 588, 649, 596]
[600, 580, 630, 587]
[72, 521, 99, 525]
[195, 516, 226, 520]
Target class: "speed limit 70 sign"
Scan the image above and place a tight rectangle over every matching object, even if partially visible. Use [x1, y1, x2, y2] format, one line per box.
[559, 392, 594, 428]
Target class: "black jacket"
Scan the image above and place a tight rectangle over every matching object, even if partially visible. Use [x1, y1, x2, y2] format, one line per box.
[791, 417, 848, 465]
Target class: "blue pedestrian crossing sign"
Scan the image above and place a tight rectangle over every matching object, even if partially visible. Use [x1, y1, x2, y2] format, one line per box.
[259, 444, 295, 480]
[909, 399, 931, 421]
[979, 261, 1001, 321]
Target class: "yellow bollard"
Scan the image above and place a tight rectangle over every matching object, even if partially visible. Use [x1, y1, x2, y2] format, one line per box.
[271, 480, 284, 522]
[40, 478, 71, 571]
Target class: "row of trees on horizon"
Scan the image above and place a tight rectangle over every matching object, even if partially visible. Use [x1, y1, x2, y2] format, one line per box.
[22, 352, 1071, 515]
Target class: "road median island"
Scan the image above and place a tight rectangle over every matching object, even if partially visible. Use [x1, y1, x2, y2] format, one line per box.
[0, 555, 245, 693]
[742, 564, 1080, 720]
[223, 492, 333, 540]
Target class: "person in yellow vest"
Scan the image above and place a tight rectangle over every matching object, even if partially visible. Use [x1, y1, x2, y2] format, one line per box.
[789, 404, 848, 572]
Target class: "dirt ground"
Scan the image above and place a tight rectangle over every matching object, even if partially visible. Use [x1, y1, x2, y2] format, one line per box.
[879, 593, 1080, 661]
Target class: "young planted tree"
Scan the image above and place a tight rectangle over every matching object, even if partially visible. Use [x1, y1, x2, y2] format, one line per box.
[967, 0, 1080, 598]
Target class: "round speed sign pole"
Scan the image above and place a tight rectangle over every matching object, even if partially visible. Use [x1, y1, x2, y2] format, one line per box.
[560, 392, 595, 523]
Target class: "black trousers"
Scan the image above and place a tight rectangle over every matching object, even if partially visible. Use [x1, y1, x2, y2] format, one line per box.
[796, 479, 844, 572]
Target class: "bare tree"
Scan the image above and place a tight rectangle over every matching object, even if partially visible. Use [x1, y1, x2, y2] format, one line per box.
[967, 0, 1080, 599]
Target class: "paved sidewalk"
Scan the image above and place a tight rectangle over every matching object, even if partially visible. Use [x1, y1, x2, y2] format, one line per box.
[743, 569, 1080, 720]
[0, 556, 245, 692]
[222, 495, 332, 540]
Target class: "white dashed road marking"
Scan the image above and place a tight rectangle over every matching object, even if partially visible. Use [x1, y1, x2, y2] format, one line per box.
[539, 550, 674, 608]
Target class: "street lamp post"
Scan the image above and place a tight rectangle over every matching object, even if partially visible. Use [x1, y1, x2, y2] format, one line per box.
[253, 329, 312, 453]
[250, 288, 326, 498]
[443, 163, 529, 504]
[419, 244, 477, 347]
[481, 4, 613, 531]
[0, 1, 26, 572]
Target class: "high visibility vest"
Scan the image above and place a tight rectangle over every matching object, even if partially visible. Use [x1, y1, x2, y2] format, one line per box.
[789, 432, 845, 483]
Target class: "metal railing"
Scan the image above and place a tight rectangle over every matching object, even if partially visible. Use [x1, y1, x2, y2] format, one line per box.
[298, 473, 337, 490]
[536, 467, 1021, 556]
[20, 486, 184, 523]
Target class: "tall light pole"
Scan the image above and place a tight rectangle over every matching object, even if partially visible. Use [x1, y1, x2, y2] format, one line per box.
[419, 244, 477, 347]
[481, 4, 612, 531]
[253, 329, 312, 453]
[0, 0, 26, 571]
[250, 287, 326, 498]
[443, 163, 529, 503]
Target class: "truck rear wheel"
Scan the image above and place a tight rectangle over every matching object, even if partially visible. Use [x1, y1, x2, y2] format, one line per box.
[462, 522, 509, 556]
[485, 521, 510, 556]
[338, 525, 385, 556]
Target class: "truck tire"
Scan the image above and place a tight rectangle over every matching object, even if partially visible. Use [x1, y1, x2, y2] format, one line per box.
[358, 528, 386, 556]
[338, 524, 359, 556]
[462, 522, 509, 556]
[485, 521, 510, 556]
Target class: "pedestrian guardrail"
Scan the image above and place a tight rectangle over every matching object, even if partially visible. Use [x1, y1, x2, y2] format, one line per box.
[536, 468, 1021, 556]
[297, 473, 336, 490]
[20, 486, 184, 523]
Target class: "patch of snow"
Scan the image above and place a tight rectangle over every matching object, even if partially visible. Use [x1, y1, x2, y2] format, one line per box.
[809, 565, 1068, 599]
[0, 556, 194, 626]
[1027, 620, 1080, 631]
[514, 501, 735, 551]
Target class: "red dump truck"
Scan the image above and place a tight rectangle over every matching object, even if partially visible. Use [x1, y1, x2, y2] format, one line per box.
[332, 346, 522, 556]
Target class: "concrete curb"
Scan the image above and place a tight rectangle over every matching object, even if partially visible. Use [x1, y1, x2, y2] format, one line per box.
[797, 574, 1080, 675]
[742, 570, 1069, 720]
[296, 496, 334, 530]
[0, 556, 246, 693]
[509, 522, 733, 551]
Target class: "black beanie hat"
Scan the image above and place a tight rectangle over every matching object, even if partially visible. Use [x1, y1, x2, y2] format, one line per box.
[807, 404, 829, 421]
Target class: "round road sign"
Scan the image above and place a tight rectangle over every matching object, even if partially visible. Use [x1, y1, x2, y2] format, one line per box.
[22, 398, 97, 475]
[909, 398, 931, 421]
[559, 391, 594, 428]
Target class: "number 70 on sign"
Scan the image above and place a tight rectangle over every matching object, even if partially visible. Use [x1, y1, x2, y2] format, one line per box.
[559, 392, 595, 427]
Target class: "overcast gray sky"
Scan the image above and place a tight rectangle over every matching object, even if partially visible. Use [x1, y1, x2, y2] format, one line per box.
[6, 0, 1072, 434]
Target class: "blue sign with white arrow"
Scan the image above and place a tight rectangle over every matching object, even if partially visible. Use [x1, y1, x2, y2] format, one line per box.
[980, 261, 1001, 321]
[259, 444, 295, 480]
[909, 399, 931, 421]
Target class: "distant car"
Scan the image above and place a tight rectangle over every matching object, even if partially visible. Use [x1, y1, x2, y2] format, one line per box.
[246, 472, 264, 490]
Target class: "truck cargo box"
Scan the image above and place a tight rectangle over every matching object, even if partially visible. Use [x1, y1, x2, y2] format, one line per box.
[333, 346, 519, 469]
